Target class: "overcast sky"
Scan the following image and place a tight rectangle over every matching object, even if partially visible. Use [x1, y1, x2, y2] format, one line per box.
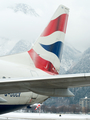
[0, 0, 90, 52]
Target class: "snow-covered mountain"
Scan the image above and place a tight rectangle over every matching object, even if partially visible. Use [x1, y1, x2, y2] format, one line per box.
[66, 47, 90, 74]
[9, 40, 31, 55]
[0, 37, 17, 56]
[59, 43, 82, 74]
[0, 3, 40, 55]
[8, 3, 39, 16]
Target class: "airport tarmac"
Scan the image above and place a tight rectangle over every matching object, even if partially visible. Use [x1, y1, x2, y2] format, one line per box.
[0, 113, 90, 120]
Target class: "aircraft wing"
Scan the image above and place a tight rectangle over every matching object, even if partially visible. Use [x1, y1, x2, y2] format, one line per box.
[0, 73, 90, 97]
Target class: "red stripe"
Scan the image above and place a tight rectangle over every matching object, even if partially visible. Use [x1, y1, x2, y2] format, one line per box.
[41, 14, 68, 37]
[28, 49, 58, 75]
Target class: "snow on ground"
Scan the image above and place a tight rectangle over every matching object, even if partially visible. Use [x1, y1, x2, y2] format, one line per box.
[0, 113, 90, 120]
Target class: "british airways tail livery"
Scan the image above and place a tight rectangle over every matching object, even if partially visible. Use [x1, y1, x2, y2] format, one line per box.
[0, 5, 90, 114]
[28, 6, 68, 74]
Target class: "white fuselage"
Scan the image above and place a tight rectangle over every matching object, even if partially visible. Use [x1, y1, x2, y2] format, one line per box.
[0, 59, 49, 114]
[0, 59, 50, 79]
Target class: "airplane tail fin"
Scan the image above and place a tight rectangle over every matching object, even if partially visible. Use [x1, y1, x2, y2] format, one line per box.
[28, 5, 69, 75]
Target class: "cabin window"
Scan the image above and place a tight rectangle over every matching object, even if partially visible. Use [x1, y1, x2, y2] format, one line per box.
[2, 76, 6, 79]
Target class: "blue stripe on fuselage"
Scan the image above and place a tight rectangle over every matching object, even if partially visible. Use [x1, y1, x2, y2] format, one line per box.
[40, 41, 63, 61]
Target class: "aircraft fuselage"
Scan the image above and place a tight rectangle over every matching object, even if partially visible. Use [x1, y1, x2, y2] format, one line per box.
[0, 60, 49, 114]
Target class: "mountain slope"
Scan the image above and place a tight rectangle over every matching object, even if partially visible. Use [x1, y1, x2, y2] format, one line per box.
[66, 47, 90, 74]
[59, 43, 82, 74]
[0, 37, 17, 56]
[9, 40, 31, 55]
[8, 3, 39, 16]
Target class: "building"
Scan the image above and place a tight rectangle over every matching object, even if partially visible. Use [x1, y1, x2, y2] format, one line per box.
[79, 97, 90, 109]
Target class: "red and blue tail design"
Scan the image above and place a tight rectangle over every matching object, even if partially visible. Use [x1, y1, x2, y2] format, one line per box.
[28, 5, 69, 75]
[40, 41, 63, 61]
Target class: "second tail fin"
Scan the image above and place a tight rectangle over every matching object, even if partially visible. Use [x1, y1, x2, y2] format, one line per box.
[28, 5, 69, 74]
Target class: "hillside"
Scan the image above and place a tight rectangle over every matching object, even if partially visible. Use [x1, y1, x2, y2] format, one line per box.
[8, 3, 39, 16]
[66, 47, 90, 74]
[60, 43, 81, 74]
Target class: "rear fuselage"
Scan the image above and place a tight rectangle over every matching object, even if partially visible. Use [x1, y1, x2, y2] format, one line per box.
[0, 59, 49, 114]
